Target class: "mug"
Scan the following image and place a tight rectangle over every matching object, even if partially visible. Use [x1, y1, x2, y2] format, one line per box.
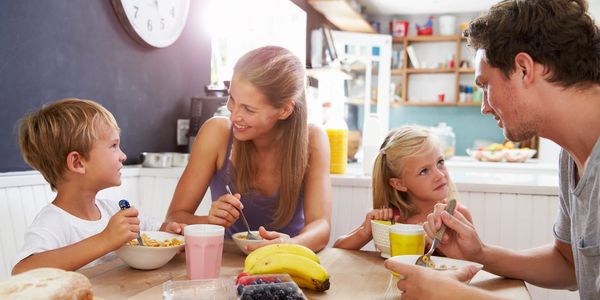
[184, 224, 225, 280]
[389, 224, 425, 256]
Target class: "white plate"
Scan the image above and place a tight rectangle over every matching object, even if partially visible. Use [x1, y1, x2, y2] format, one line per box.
[387, 255, 483, 283]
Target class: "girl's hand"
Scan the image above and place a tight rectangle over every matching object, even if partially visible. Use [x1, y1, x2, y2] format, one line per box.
[363, 208, 396, 236]
[244, 226, 291, 252]
[103, 208, 140, 250]
[207, 192, 243, 227]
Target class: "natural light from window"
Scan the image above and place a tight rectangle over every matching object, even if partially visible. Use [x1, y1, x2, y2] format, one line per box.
[203, 0, 306, 87]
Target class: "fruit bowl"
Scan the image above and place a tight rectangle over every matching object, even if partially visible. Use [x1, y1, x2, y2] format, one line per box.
[116, 231, 184, 270]
[466, 148, 536, 163]
[370, 220, 392, 258]
[232, 231, 291, 255]
[387, 255, 483, 283]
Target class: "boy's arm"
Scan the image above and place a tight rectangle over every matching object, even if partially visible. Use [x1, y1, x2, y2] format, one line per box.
[12, 233, 116, 274]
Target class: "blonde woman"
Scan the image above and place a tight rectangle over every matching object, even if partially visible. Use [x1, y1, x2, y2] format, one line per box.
[166, 46, 332, 252]
[334, 125, 472, 250]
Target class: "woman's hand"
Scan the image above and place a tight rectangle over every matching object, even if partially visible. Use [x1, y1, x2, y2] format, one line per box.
[244, 226, 291, 252]
[207, 192, 243, 227]
[161, 221, 186, 235]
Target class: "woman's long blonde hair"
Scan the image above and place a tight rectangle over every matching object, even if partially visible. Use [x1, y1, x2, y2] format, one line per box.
[232, 46, 308, 229]
[371, 125, 458, 221]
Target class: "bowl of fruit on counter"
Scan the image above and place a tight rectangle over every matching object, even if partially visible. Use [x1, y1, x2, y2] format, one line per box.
[466, 141, 536, 163]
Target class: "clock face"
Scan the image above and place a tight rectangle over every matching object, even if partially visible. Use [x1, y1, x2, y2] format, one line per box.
[112, 0, 190, 48]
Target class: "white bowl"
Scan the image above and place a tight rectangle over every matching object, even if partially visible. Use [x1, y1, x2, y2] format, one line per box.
[370, 220, 392, 258]
[116, 231, 184, 270]
[231, 231, 290, 255]
[505, 149, 537, 162]
[387, 255, 483, 283]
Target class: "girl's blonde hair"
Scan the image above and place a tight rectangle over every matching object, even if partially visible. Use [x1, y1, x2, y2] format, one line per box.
[232, 46, 308, 229]
[371, 125, 457, 221]
[18, 98, 119, 191]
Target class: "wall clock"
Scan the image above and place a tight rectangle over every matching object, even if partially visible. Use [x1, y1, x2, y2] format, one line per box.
[111, 0, 190, 48]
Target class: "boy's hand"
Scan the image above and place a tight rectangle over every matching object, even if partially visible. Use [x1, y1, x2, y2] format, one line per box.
[161, 221, 186, 234]
[103, 207, 140, 250]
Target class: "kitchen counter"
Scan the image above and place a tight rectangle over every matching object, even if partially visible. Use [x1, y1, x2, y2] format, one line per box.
[331, 156, 559, 195]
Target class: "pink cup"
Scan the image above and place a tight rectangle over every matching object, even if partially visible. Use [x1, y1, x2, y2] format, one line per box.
[184, 224, 225, 280]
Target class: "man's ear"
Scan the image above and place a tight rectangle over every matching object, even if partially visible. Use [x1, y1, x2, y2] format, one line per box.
[66, 151, 85, 174]
[514, 52, 535, 86]
[278, 100, 296, 120]
[389, 178, 407, 192]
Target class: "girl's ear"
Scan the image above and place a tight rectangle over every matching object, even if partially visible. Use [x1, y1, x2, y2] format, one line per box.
[66, 151, 85, 174]
[389, 178, 407, 192]
[278, 100, 296, 120]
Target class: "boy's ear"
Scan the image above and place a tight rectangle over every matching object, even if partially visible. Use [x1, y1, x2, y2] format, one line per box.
[278, 100, 295, 120]
[514, 52, 535, 86]
[66, 151, 86, 174]
[389, 178, 407, 192]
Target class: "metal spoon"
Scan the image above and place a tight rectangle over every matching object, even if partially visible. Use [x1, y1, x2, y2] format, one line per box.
[415, 199, 457, 268]
[225, 185, 261, 240]
[118, 199, 144, 246]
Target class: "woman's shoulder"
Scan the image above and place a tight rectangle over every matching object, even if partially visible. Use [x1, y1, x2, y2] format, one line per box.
[201, 116, 231, 133]
[307, 124, 328, 146]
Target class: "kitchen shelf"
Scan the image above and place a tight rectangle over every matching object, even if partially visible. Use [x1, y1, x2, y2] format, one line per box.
[392, 34, 477, 106]
[308, 0, 375, 33]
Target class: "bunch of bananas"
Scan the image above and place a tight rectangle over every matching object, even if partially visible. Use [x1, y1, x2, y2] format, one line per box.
[243, 243, 330, 292]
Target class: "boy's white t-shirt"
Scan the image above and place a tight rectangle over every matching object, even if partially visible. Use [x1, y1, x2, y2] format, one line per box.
[11, 198, 162, 271]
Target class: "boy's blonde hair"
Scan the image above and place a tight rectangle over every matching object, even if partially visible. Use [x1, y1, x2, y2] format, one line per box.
[371, 125, 458, 221]
[18, 98, 119, 191]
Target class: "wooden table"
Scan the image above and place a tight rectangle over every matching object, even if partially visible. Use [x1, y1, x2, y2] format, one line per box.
[80, 242, 530, 299]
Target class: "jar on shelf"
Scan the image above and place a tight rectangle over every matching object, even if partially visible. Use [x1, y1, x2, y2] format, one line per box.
[430, 122, 456, 159]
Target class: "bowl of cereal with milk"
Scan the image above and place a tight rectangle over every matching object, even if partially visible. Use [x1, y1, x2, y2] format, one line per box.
[388, 255, 483, 283]
[116, 231, 184, 270]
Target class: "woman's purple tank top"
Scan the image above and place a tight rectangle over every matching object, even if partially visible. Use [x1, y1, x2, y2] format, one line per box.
[209, 129, 305, 238]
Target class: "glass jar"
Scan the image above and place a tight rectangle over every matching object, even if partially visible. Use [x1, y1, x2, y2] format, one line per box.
[431, 122, 456, 159]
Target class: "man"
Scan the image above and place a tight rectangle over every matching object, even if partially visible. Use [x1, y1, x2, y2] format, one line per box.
[384, 0, 600, 299]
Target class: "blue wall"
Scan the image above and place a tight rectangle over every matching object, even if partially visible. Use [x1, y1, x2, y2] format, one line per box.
[356, 105, 505, 156]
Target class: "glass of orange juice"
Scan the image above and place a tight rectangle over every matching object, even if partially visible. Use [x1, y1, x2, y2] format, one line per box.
[389, 224, 425, 256]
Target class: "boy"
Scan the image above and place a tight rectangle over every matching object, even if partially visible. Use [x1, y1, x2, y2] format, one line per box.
[12, 98, 184, 274]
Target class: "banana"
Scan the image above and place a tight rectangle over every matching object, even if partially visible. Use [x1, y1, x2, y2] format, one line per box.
[243, 243, 320, 272]
[248, 252, 330, 291]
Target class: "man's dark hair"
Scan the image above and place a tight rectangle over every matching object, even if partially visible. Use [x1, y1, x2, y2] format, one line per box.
[465, 0, 600, 87]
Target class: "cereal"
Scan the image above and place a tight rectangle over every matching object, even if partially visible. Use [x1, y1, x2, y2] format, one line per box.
[126, 233, 184, 247]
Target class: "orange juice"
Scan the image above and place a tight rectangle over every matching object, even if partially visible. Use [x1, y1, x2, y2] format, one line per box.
[389, 224, 425, 256]
[326, 128, 348, 174]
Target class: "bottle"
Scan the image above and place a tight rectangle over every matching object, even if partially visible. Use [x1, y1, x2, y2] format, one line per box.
[325, 112, 349, 174]
[362, 113, 384, 176]
[431, 122, 456, 159]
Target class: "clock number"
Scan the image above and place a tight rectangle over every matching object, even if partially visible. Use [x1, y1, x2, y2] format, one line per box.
[147, 19, 153, 32]
[170, 6, 175, 17]
[160, 18, 165, 30]
[133, 6, 139, 18]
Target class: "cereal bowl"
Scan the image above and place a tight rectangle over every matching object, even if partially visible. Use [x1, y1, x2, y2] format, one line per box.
[232, 231, 290, 255]
[370, 220, 392, 258]
[116, 231, 184, 270]
[387, 255, 483, 283]
[505, 149, 536, 162]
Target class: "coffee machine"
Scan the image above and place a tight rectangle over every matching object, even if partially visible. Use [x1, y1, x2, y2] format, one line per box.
[188, 83, 229, 152]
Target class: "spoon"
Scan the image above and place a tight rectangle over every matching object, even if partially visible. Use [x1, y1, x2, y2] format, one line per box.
[415, 199, 457, 268]
[118, 199, 144, 246]
[225, 185, 261, 240]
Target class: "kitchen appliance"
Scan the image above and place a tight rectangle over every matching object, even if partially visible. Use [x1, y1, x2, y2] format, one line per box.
[188, 83, 229, 152]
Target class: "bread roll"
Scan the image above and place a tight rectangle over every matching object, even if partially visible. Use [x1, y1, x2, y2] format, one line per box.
[0, 268, 93, 299]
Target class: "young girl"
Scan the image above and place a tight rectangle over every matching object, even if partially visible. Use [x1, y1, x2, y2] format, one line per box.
[334, 125, 472, 250]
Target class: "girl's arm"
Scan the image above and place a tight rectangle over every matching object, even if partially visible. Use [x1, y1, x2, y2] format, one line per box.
[334, 208, 395, 249]
[289, 125, 332, 252]
[165, 117, 241, 226]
